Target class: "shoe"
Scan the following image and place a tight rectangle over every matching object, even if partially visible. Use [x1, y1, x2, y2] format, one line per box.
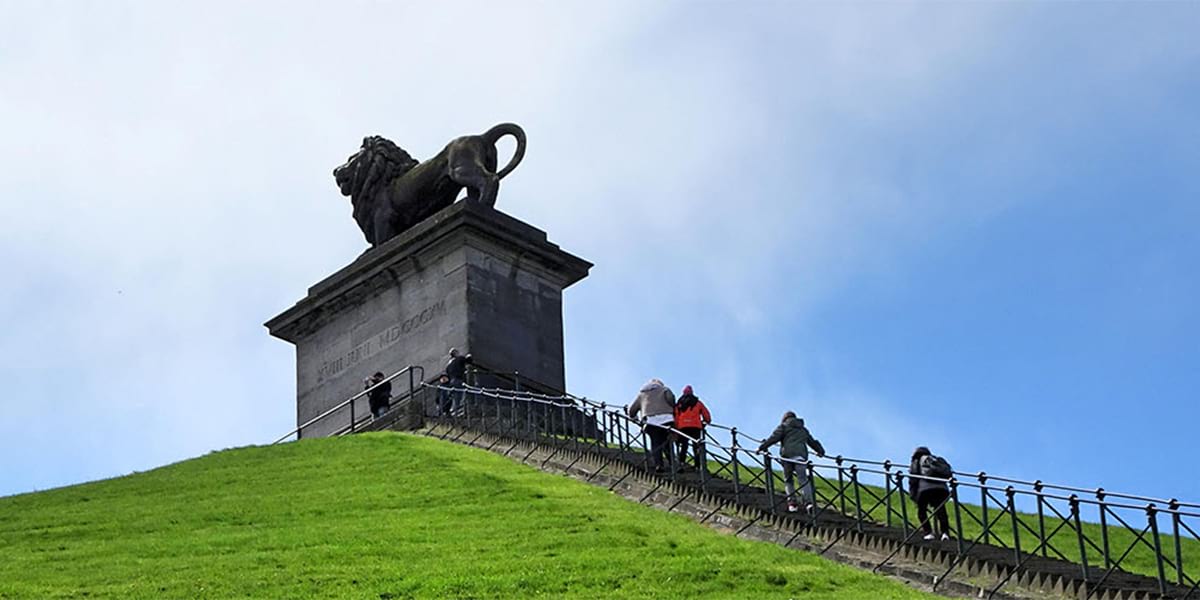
[922, 533, 936, 541]
[805, 504, 815, 514]
[940, 533, 951, 541]
[787, 502, 798, 513]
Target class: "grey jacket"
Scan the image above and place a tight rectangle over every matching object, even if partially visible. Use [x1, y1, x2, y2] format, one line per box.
[758, 417, 825, 460]
[627, 381, 676, 421]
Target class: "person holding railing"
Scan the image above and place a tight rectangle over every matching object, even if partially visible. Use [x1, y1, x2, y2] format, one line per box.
[758, 411, 825, 513]
[627, 379, 677, 473]
[443, 347, 473, 416]
[365, 372, 391, 419]
[909, 446, 953, 541]
[672, 385, 711, 471]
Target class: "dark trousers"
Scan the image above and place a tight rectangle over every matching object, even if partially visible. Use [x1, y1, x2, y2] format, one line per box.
[369, 400, 388, 419]
[438, 378, 464, 416]
[675, 427, 703, 466]
[646, 422, 674, 470]
[917, 487, 952, 534]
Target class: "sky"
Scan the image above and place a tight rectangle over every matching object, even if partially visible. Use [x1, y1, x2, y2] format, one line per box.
[1, 2, 1197, 503]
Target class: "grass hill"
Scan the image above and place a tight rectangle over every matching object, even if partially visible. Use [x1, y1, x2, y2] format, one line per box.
[0, 432, 937, 599]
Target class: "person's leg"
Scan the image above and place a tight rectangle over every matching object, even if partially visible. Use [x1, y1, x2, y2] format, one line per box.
[796, 462, 815, 508]
[916, 491, 933, 535]
[677, 428, 700, 467]
[449, 378, 464, 415]
[782, 462, 797, 507]
[646, 426, 658, 468]
[647, 425, 667, 470]
[932, 488, 952, 535]
[675, 432, 689, 467]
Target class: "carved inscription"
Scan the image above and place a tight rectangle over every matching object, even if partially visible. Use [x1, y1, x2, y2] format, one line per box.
[316, 299, 446, 382]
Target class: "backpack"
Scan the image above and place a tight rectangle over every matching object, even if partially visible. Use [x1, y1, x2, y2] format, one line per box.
[920, 455, 953, 479]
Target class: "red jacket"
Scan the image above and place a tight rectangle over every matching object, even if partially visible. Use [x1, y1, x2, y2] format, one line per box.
[674, 398, 711, 430]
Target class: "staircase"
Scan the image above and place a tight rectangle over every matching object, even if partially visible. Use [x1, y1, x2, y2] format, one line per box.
[279, 369, 1200, 600]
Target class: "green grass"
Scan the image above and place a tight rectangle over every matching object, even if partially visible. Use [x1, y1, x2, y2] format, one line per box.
[0, 433, 938, 599]
[706, 456, 1200, 583]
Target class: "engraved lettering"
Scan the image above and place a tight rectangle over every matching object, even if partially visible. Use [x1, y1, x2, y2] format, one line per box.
[316, 299, 447, 383]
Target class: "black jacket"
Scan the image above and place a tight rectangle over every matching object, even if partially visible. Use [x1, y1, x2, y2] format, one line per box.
[367, 380, 392, 409]
[445, 354, 473, 380]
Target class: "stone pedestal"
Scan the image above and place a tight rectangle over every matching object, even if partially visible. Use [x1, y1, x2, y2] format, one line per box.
[265, 201, 591, 437]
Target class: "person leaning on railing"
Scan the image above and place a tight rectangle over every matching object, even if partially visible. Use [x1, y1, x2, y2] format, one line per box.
[672, 385, 711, 470]
[758, 411, 826, 513]
[627, 379, 677, 473]
[909, 446, 953, 541]
[365, 372, 391, 419]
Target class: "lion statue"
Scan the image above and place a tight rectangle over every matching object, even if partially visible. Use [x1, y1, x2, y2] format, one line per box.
[333, 123, 526, 247]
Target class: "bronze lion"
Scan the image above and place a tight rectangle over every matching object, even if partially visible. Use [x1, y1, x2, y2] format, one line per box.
[333, 123, 526, 247]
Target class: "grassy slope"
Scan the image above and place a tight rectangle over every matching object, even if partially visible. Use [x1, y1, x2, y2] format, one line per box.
[0, 433, 937, 599]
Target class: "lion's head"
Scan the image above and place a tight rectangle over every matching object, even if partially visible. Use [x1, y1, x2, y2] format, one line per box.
[333, 136, 419, 244]
[333, 135, 419, 201]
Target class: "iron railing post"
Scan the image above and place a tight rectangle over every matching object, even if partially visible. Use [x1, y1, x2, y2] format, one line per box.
[668, 427, 680, 480]
[884, 461, 894, 529]
[593, 403, 604, 455]
[1148, 504, 1167, 597]
[1170, 500, 1184, 586]
[1147, 504, 1166, 597]
[836, 456, 847, 515]
[1096, 488, 1112, 569]
[350, 396, 356, 433]
[950, 479, 964, 556]
[1007, 487, 1022, 565]
[851, 465, 864, 533]
[1034, 480, 1048, 558]
[731, 428, 742, 504]
[805, 462, 817, 524]
[514, 371, 521, 393]
[1071, 495, 1090, 581]
[559, 402, 568, 449]
[508, 394, 516, 438]
[897, 472, 910, 538]
[978, 473, 991, 545]
[641, 418, 651, 472]
[526, 396, 534, 438]
[764, 454, 777, 514]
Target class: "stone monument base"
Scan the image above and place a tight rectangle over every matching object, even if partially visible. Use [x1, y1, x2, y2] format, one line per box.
[265, 201, 591, 437]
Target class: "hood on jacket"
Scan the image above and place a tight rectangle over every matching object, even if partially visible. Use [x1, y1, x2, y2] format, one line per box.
[640, 379, 665, 393]
[677, 392, 699, 410]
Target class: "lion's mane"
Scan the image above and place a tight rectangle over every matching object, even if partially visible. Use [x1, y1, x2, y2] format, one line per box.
[337, 136, 419, 245]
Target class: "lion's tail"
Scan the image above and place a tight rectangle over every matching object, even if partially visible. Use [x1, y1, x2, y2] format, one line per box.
[483, 123, 526, 179]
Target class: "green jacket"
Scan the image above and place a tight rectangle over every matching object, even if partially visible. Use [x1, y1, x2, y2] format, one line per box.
[758, 417, 825, 460]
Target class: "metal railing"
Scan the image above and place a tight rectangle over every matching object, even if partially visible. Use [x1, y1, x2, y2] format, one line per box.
[271, 365, 423, 444]
[417, 381, 1199, 600]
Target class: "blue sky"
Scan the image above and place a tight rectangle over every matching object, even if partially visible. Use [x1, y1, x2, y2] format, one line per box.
[1, 3, 1196, 502]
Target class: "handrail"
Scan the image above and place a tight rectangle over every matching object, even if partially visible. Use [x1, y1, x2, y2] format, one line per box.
[272, 365, 423, 444]
[422, 381, 1200, 599]
[453, 379, 1197, 509]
